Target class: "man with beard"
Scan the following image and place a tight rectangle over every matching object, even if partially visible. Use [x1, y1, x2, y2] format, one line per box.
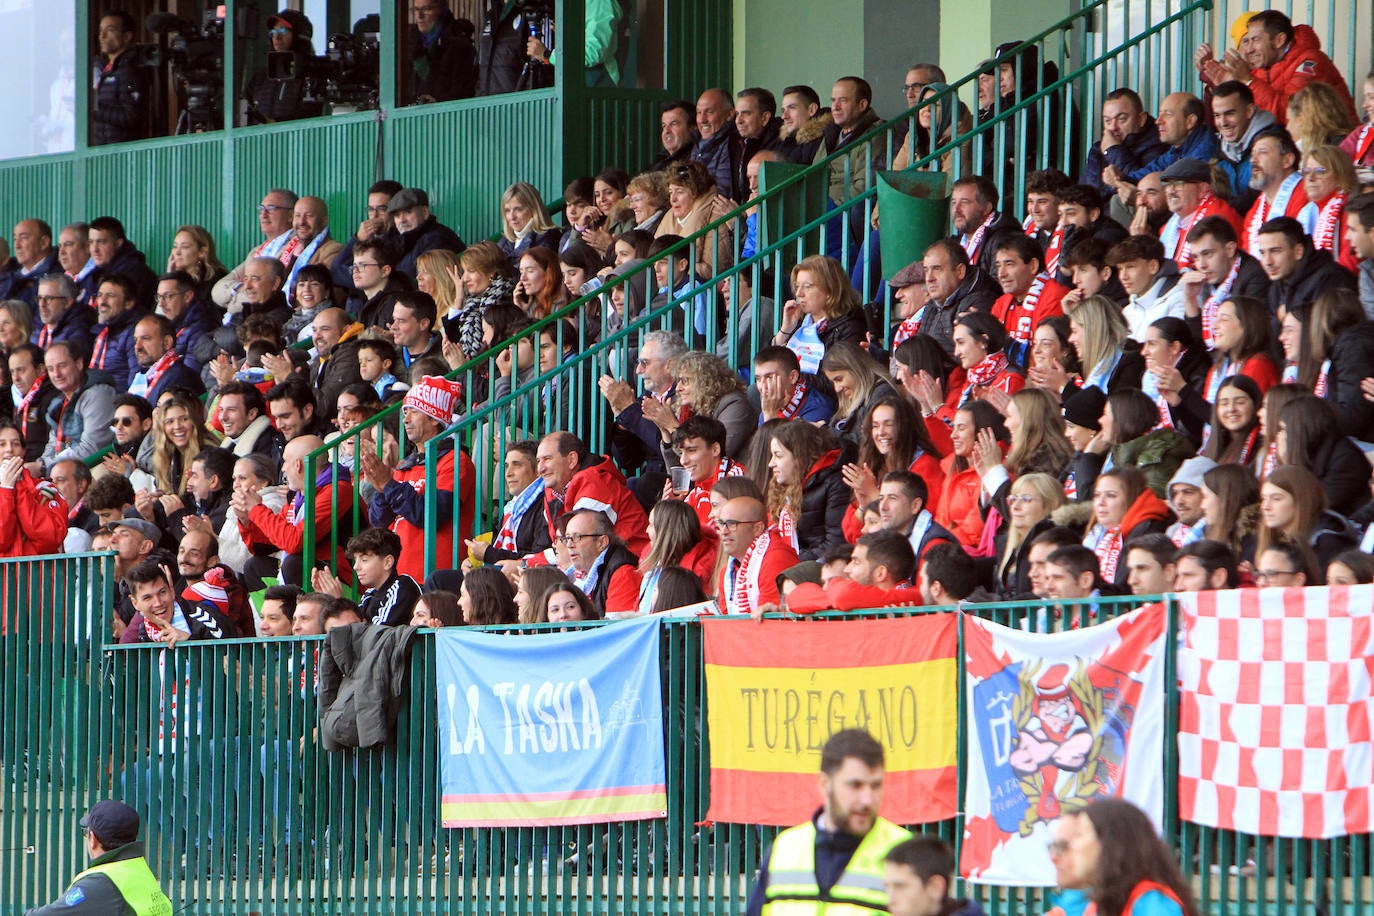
[746, 729, 912, 916]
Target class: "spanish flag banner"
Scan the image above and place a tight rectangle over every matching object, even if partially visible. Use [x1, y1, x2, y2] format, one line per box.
[703, 614, 959, 826]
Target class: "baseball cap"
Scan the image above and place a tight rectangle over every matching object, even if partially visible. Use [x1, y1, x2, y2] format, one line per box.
[80, 800, 140, 847]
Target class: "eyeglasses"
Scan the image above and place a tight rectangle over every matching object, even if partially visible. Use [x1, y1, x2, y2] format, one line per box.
[155, 291, 188, 302]
[36, 295, 71, 304]
[366, 205, 389, 215]
[794, 282, 818, 292]
[268, 27, 291, 37]
[1007, 494, 1040, 505]
[1299, 167, 1329, 178]
[1255, 569, 1297, 583]
[557, 533, 604, 545]
[716, 518, 763, 532]
[258, 204, 291, 214]
[110, 417, 137, 428]
[903, 82, 928, 93]
[350, 262, 381, 272]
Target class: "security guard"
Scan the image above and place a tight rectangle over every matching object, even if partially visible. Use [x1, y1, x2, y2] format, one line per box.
[26, 800, 172, 915]
[746, 729, 913, 915]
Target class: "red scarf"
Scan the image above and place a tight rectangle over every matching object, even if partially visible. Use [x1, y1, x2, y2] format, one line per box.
[728, 530, 770, 615]
[1236, 426, 1260, 464]
[687, 458, 744, 524]
[37, 324, 52, 349]
[893, 313, 922, 347]
[1095, 527, 1124, 582]
[1200, 257, 1241, 349]
[1259, 441, 1279, 480]
[90, 326, 112, 371]
[140, 350, 179, 395]
[962, 211, 1000, 263]
[777, 379, 810, 420]
[1356, 124, 1374, 165]
[775, 504, 798, 551]
[965, 351, 1010, 388]
[1313, 192, 1348, 255]
[16, 377, 44, 443]
[1043, 224, 1066, 276]
[1009, 275, 1050, 345]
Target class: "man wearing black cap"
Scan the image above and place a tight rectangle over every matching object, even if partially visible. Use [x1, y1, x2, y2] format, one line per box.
[25, 799, 171, 915]
[386, 187, 466, 280]
[1156, 157, 1242, 271]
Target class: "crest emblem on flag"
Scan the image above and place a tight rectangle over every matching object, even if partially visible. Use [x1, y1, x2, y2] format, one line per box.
[962, 604, 1167, 885]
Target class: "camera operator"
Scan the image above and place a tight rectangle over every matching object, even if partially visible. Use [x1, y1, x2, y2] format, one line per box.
[524, 0, 621, 88]
[92, 11, 152, 145]
[245, 10, 323, 124]
[406, 1, 478, 104]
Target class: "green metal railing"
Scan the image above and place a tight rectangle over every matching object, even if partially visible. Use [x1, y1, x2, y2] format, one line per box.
[297, 0, 1217, 579]
[5, 573, 1374, 913]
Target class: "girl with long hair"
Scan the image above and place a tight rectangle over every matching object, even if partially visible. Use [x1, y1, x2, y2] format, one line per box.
[498, 181, 560, 266]
[1162, 296, 1279, 444]
[1252, 383, 1306, 482]
[512, 247, 568, 320]
[537, 582, 601, 623]
[1066, 295, 1143, 395]
[1072, 798, 1201, 916]
[443, 241, 518, 361]
[1326, 549, 1374, 585]
[166, 224, 228, 299]
[1200, 464, 1261, 564]
[1199, 375, 1262, 465]
[995, 472, 1064, 597]
[765, 420, 847, 561]
[839, 392, 946, 541]
[1141, 317, 1209, 448]
[820, 341, 897, 443]
[1024, 314, 1082, 397]
[1083, 466, 1172, 588]
[1286, 82, 1357, 155]
[1277, 393, 1372, 514]
[1283, 288, 1374, 439]
[1257, 465, 1360, 569]
[515, 566, 569, 624]
[936, 400, 1008, 549]
[145, 392, 219, 496]
[460, 566, 519, 626]
[1068, 389, 1196, 501]
[1003, 388, 1076, 477]
[638, 499, 718, 610]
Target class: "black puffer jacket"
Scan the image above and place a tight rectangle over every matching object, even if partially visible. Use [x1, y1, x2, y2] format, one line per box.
[406, 10, 478, 103]
[1306, 432, 1372, 517]
[1269, 245, 1358, 319]
[796, 449, 850, 561]
[92, 50, 151, 144]
[692, 121, 745, 202]
[1326, 321, 1374, 441]
[396, 216, 466, 278]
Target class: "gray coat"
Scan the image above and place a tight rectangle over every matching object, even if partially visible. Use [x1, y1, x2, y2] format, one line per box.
[318, 623, 419, 752]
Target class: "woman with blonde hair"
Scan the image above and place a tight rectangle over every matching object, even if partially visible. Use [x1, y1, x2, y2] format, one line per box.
[819, 341, 896, 444]
[497, 182, 560, 266]
[654, 160, 735, 278]
[166, 224, 228, 299]
[143, 392, 220, 496]
[774, 255, 867, 373]
[1338, 69, 1374, 169]
[1287, 82, 1357, 156]
[416, 247, 462, 314]
[643, 350, 753, 459]
[1002, 388, 1075, 477]
[1066, 295, 1142, 395]
[994, 472, 1064, 597]
[1296, 145, 1360, 270]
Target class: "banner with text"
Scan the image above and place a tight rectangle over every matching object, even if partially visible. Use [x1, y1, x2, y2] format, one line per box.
[702, 615, 958, 826]
[436, 617, 667, 827]
[962, 604, 1168, 886]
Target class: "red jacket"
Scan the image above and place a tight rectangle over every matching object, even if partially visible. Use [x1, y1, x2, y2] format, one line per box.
[934, 458, 987, 549]
[1204, 353, 1281, 399]
[1246, 26, 1357, 126]
[0, 472, 67, 558]
[550, 455, 650, 558]
[715, 530, 799, 615]
[681, 528, 721, 592]
[991, 276, 1070, 347]
[240, 476, 355, 584]
[786, 579, 925, 614]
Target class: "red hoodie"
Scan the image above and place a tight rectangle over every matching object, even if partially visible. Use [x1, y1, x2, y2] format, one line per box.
[1246, 25, 1357, 126]
[786, 579, 925, 615]
[0, 472, 67, 558]
[548, 455, 651, 558]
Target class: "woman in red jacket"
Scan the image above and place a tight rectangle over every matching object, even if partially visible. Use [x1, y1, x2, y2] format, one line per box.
[0, 421, 66, 558]
[935, 401, 1008, 549]
[941, 310, 1025, 420]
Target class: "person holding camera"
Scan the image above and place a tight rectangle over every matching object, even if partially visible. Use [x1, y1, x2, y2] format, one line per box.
[406, 0, 478, 104]
[245, 10, 322, 124]
[92, 11, 152, 145]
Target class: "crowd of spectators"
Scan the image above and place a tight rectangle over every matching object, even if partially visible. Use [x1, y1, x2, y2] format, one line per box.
[6, 8, 1374, 647]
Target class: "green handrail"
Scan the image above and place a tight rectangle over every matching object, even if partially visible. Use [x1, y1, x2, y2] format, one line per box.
[303, 0, 1213, 577]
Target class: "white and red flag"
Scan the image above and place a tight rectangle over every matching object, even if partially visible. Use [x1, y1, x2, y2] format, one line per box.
[1178, 586, 1374, 839]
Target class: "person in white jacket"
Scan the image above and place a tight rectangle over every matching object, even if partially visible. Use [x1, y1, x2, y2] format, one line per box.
[1110, 234, 1187, 342]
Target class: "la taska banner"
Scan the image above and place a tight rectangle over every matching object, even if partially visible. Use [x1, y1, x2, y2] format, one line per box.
[436, 617, 667, 827]
[703, 615, 958, 826]
[962, 604, 1168, 885]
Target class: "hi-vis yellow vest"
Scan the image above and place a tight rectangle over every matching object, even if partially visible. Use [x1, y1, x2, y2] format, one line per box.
[761, 817, 912, 915]
[70, 854, 173, 916]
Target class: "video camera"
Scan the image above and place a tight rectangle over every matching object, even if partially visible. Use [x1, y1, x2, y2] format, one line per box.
[146, 9, 226, 134]
[265, 16, 380, 114]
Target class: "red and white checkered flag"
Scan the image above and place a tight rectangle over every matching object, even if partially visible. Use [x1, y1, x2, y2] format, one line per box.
[1178, 586, 1374, 839]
